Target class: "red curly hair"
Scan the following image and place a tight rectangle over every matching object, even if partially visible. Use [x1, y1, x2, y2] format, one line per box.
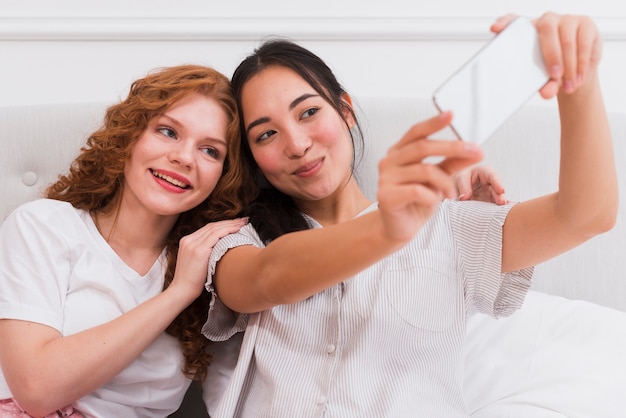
[45, 64, 254, 381]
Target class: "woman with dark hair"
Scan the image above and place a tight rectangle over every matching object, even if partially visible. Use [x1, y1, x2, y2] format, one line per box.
[0, 65, 248, 417]
[202, 13, 617, 417]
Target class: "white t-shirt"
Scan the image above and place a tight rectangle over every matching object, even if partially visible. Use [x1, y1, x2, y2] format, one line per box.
[202, 200, 534, 418]
[0, 199, 192, 418]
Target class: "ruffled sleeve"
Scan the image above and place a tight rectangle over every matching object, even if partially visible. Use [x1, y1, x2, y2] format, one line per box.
[201, 223, 265, 341]
[448, 200, 534, 318]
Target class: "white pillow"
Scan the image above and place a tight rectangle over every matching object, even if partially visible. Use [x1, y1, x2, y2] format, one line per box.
[465, 290, 626, 418]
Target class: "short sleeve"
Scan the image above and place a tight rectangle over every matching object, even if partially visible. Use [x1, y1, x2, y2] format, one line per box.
[448, 200, 533, 318]
[0, 200, 74, 330]
[201, 223, 265, 341]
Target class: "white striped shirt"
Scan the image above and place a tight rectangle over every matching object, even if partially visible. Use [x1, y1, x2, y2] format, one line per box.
[202, 200, 533, 417]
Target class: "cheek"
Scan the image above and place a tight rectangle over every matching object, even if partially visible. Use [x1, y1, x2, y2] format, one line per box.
[197, 164, 225, 197]
[125, 137, 152, 170]
[206, 163, 225, 184]
[251, 147, 283, 178]
[123, 150, 140, 181]
[317, 117, 351, 150]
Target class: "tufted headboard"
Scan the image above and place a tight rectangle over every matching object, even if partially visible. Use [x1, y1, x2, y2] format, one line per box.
[1, 102, 107, 219]
[2, 98, 625, 312]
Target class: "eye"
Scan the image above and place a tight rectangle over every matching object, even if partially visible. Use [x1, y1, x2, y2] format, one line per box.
[201, 147, 221, 159]
[256, 129, 277, 143]
[301, 107, 319, 119]
[157, 126, 177, 139]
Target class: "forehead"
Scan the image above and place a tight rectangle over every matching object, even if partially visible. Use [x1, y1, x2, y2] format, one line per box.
[160, 93, 229, 139]
[243, 66, 314, 100]
[242, 66, 319, 124]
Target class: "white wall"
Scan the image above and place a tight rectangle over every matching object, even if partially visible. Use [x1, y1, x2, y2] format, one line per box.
[2, 1, 626, 112]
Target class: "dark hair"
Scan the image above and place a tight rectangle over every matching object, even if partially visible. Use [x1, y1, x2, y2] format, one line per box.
[230, 39, 365, 243]
[46, 64, 247, 381]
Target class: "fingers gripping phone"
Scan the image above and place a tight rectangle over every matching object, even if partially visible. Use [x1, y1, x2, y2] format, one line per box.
[432, 16, 550, 144]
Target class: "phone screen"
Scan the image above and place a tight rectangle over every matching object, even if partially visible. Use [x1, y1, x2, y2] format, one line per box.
[432, 17, 549, 144]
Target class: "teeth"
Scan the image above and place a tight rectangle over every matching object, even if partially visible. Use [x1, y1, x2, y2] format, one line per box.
[152, 170, 189, 189]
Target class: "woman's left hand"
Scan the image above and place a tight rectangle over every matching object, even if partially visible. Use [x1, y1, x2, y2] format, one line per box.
[490, 13, 602, 99]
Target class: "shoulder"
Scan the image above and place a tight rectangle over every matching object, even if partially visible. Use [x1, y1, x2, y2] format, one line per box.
[446, 199, 516, 226]
[208, 223, 265, 277]
[216, 223, 265, 250]
[3, 199, 86, 234]
[11, 198, 78, 217]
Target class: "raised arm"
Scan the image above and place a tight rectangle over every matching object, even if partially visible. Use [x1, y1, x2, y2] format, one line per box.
[499, 13, 618, 272]
[214, 112, 484, 313]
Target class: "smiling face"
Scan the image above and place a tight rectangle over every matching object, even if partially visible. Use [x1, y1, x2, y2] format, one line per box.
[122, 92, 229, 218]
[241, 65, 356, 207]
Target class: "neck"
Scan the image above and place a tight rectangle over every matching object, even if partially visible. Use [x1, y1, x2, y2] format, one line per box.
[92, 205, 178, 276]
[92, 203, 178, 254]
[296, 178, 371, 226]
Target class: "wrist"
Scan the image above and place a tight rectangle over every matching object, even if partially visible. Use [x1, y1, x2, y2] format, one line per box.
[162, 281, 202, 311]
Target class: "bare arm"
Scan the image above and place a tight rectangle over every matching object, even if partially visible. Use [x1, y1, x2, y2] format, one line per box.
[215, 113, 484, 314]
[0, 218, 246, 417]
[499, 14, 618, 272]
[0, 289, 193, 417]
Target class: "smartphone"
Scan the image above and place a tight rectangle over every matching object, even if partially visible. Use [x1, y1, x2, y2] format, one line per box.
[432, 16, 549, 144]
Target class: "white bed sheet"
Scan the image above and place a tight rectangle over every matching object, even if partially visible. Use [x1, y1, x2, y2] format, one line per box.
[465, 290, 626, 417]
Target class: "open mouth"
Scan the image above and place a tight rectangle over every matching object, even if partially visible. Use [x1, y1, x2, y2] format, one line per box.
[151, 169, 190, 189]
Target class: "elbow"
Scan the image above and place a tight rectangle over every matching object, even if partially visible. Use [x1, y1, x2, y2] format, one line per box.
[595, 211, 618, 234]
[10, 380, 63, 418]
[579, 206, 618, 238]
[560, 191, 619, 238]
[12, 398, 57, 418]
[593, 198, 619, 234]
[19, 407, 51, 418]
[598, 210, 617, 233]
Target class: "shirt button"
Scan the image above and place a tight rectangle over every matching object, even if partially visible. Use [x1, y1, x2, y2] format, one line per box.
[317, 395, 327, 405]
[326, 344, 336, 354]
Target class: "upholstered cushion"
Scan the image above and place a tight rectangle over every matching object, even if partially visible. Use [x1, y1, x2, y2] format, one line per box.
[1, 102, 107, 221]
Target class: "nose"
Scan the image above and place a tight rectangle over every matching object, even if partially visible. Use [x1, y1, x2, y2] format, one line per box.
[284, 129, 312, 159]
[168, 140, 195, 168]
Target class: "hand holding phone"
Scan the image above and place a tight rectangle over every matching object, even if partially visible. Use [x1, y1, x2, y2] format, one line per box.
[432, 17, 549, 144]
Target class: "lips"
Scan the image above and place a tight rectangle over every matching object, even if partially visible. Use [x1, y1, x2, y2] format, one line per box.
[293, 158, 323, 177]
[151, 169, 190, 189]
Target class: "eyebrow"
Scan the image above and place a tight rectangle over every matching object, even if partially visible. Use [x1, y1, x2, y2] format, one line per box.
[159, 113, 180, 126]
[159, 113, 228, 146]
[245, 93, 319, 135]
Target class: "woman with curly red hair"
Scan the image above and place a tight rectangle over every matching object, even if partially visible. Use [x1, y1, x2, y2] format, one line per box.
[0, 65, 248, 417]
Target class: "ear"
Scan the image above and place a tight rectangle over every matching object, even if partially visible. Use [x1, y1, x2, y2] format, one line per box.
[340, 93, 356, 129]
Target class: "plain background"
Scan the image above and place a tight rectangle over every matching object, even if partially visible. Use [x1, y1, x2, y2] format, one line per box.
[2, 0, 625, 111]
